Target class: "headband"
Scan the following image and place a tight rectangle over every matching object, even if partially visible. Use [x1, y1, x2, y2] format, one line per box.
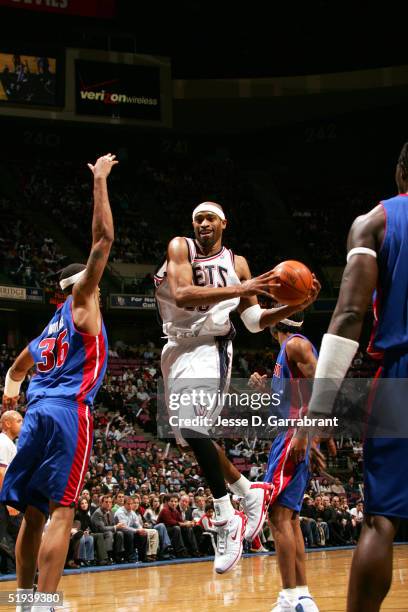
[192, 202, 226, 221]
[59, 269, 87, 290]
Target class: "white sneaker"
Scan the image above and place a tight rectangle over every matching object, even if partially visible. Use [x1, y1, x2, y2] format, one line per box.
[294, 595, 319, 611]
[242, 482, 272, 540]
[214, 510, 247, 574]
[270, 591, 296, 612]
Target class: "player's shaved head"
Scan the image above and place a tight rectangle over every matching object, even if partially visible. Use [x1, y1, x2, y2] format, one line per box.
[398, 142, 408, 174]
[396, 142, 408, 192]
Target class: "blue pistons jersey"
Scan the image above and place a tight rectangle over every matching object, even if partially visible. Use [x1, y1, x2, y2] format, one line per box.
[369, 194, 408, 354]
[265, 334, 318, 512]
[27, 295, 108, 408]
[1, 295, 108, 516]
[365, 194, 408, 519]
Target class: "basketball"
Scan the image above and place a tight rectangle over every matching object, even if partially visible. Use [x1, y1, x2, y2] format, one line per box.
[270, 260, 313, 305]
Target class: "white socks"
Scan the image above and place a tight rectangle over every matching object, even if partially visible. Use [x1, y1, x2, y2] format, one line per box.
[297, 586, 311, 597]
[16, 588, 33, 612]
[228, 475, 251, 497]
[31, 592, 56, 612]
[213, 494, 235, 524]
[282, 588, 298, 603]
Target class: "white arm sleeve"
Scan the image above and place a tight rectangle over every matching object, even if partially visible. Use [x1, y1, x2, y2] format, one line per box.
[240, 304, 262, 333]
[308, 333, 359, 415]
[315, 333, 359, 379]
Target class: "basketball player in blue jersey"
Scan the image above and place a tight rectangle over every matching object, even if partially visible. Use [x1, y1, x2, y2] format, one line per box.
[1, 153, 117, 612]
[155, 201, 321, 574]
[249, 312, 320, 612]
[305, 142, 408, 612]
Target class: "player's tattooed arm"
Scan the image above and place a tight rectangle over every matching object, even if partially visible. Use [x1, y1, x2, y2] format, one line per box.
[73, 154, 117, 301]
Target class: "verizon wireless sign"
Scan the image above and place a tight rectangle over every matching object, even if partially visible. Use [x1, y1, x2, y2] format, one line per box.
[0, 0, 115, 18]
[75, 60, 161, 121]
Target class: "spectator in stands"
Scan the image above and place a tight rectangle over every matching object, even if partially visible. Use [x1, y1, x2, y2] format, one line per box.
[192, 496, 206, 522]
[197, 504, 217, 555]
[178, 494, 200, 557]
[344, 476, 360, 503]
[299, 496, 320, 547]
[330, 478, 346, 497]
[112, 491, 125, 514]
[349, 501, 364, 540]
[75, 497, 108, 566]
[114, 496, 151, 562]
[132, 497, 170, 559]
[91, 495, 126, 563]
[157, 495, 189, 558]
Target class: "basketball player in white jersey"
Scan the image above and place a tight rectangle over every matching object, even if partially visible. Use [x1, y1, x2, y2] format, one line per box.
[155, 202, 320, 573]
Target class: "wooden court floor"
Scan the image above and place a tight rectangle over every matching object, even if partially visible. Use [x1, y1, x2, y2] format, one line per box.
[1, 546, 408, 612]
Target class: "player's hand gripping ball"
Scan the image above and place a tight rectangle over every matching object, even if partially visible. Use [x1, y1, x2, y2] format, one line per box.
[270, 260, 313, 306]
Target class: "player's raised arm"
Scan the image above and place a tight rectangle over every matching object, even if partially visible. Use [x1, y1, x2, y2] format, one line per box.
[166, 238, 278, 308]
[236, 255, 321, 332]
[73, 154, 118, 301]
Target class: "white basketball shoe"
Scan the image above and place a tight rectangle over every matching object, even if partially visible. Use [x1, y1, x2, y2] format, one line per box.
[242, 482, 273, 540]
[294, 595, 319, 611]
[214, 510, 247, 574]
[270, 591, 297, 611]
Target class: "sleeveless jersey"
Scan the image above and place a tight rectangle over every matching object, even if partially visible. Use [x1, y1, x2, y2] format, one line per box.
[271, 333, 318, 420]
[369, 195, 408, 354]
[154, 238, 240, 338]
[27, 295, 108, 407]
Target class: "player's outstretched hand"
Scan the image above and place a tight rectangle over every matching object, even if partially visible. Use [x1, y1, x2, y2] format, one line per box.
[2, 395, 19, 411]
[299, 274, 321, 310]
[248, 372, 268, 391]
[240, 270, 281, 298]
[87, 153, 119, 179]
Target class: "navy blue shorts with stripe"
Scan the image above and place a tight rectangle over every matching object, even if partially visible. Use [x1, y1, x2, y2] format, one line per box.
[264, 431, 310, 513]
[364, 351, 408, 519]
[0, 400, 93, 517]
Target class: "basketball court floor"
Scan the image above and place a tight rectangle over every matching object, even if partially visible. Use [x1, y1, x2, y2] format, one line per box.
[1, 546, 407, 611]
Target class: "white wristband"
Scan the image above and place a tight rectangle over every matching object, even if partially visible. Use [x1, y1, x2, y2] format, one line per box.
[4, 369, 23, 398]
[240, 304, 262, 333]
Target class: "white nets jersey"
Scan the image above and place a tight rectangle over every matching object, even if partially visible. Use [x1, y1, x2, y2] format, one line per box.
[154, 238, 241, 339]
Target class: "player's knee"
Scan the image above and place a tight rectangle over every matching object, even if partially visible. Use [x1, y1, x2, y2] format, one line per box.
[365, 514, 399, 539]
[24, 505, 46, 530]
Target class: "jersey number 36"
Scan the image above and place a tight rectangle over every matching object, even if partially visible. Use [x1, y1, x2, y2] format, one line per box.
[37, 330, 69, 372]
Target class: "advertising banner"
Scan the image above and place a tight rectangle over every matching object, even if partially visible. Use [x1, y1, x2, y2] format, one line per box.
[75, 60, 161, 120]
